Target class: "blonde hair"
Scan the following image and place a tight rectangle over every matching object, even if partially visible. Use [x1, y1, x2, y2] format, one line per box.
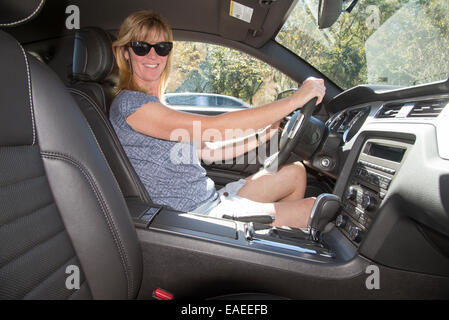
[112, 11, 173, 98]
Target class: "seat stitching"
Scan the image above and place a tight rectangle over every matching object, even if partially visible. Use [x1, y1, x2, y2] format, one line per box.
[68, 87, 107, 118]
[68, 88, 137, 204]
[42, 151, 133, 299]
[73, 99, 128, 202]
[68, 88, 117, 143]
[18, 45, 36, 145]
[69, 88, 146, 201]
[83, 121, 132, 205]
[91, 82, 107, 110]
[41, 151, 133, 299]
[68, 87, 150, 202]
[0, 0, 45, 27]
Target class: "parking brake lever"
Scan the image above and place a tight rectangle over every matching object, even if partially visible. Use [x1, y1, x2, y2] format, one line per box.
[308, 193, 341, 241]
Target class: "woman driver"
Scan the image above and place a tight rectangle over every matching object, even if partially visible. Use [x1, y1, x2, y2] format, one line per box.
[109, 11, 326, 229]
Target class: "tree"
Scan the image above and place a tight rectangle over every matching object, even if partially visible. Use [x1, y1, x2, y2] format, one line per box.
[167, 0, 449, 102]
[276, 0, 449, 89]
[167, 41, 296, 105]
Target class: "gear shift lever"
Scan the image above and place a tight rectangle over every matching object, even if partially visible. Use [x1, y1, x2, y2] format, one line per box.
[308, 193, 341, 241]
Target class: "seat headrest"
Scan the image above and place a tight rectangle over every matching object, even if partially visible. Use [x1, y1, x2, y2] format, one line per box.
[72, 27, 116, 82]
[0, 0, 45, 27]
[0, 31, 36, 146]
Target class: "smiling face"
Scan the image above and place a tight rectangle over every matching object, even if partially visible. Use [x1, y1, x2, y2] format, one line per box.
[124, 29, 169, 96]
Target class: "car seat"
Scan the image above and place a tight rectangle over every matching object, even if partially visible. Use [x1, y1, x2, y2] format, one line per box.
[68, 27, 154, 219]
[0, 27, 142, 299]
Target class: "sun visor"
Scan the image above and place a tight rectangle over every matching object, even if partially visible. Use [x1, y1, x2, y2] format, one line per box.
[0, 0, 46, 28]
[219, 0, 270, 41]
[218, 0, 294, 48]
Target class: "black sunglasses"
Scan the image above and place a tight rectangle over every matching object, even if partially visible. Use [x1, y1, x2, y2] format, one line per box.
[129, 41, 173, 57]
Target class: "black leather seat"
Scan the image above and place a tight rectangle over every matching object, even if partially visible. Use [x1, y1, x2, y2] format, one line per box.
[70, 27, 117, 114]
[0, 29, 142, 299]
[68, 27, 153, 219]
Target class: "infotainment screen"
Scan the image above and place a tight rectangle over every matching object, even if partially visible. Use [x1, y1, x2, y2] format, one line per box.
[363, 142, 406, 163]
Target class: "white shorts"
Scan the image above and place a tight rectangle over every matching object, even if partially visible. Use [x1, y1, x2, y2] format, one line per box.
[193, 179, 272, 220]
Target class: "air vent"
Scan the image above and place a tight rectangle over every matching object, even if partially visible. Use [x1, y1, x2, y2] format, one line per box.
[408, 99, 448, 118]
[376, 103, 404, 118]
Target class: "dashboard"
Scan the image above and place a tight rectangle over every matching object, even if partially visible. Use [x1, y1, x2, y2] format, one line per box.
[303, 79, 449, 277]
[132, 79, 449, 299]
[325, 105, 370, 143]
[308, 84, 449, 178]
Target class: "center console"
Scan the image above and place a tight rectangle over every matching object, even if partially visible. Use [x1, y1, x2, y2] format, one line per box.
[336, 138, 410, 245]
[133, 205, 340, 263]
[130, 136, 412, 270]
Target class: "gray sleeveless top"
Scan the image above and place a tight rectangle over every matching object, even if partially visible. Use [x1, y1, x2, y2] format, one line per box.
[109, 90, 217, 211]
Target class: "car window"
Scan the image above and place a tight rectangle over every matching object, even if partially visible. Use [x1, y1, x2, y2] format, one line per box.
[165, 41, 297, 107]
[276, 0, 449, 90]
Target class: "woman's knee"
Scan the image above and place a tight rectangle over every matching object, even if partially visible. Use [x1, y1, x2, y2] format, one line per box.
[297, 197, 316, 226]
[282, 161, 306, 185]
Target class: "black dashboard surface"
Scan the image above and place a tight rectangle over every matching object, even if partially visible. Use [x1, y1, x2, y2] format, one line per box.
[326, 77, 449, 114]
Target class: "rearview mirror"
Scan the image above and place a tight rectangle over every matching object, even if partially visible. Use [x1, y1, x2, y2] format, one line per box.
[318, 0, 342, 29]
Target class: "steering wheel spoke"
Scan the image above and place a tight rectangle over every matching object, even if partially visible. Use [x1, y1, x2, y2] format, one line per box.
[264, 97, 318, 171]
[287, 112, 305, 139]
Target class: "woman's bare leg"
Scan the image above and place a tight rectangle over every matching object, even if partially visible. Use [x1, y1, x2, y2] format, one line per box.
[234, 197, 316, 229]
[237, 161, 307, 203]
[271, 197, 316, 228]
[233, 161, 315, 228]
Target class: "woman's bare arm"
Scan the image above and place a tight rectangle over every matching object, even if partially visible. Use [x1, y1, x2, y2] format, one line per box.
[126, 77, 325, 142]
[198, 121, 281, 163]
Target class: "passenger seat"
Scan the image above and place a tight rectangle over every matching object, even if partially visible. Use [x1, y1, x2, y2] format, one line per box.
[68, 27, 153, 218]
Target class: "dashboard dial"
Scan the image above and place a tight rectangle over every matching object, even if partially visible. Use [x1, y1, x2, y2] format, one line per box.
[343, 107, 370, 143]
[326, 106, 371, 143]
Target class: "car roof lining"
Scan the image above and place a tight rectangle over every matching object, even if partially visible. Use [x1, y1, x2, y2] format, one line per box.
[7, 0, 296, 49]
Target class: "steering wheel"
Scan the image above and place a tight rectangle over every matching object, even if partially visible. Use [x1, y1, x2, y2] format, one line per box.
[263, 97, 317, 172]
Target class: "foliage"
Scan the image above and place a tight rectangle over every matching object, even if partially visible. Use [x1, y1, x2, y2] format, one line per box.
[167, 0, 448, 105]
[276, 0, 449, 89]
[167, 42, 296, 106]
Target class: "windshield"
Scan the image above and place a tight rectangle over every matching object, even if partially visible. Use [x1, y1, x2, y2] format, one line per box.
[276, 0, 449, 90]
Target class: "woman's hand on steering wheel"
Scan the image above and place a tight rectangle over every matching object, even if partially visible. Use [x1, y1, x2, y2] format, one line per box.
[294, 77, 326, 106]
[263, 77, 325, 172]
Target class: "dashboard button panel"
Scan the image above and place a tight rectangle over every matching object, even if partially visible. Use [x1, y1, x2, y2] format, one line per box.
[337, 138, 409, 245]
